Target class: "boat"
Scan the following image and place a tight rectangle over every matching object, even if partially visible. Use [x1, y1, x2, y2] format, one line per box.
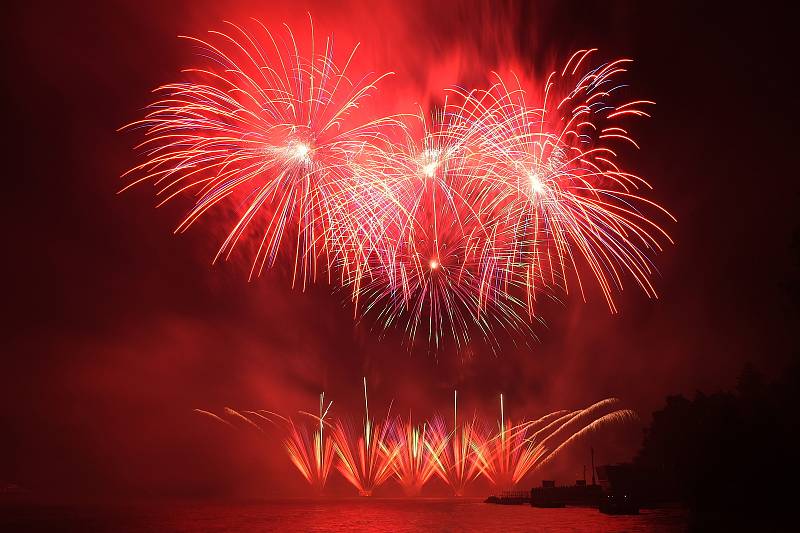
[599, 493, 640, 515]
[596, 463, 640, 514]
[530, 479, 601, 508]
[531, 497, 565, 508]
[484, 490, 530, 505]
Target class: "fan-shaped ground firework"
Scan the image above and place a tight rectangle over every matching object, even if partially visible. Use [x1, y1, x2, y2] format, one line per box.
[197, 385, 637, 496]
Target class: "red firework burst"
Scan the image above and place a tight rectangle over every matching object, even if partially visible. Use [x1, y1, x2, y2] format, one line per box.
[122, 19, 396, 289]
[124, 21, 673, 351]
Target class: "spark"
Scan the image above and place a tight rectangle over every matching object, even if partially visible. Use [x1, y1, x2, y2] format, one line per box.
[528, 172, 546, 195]
[289, 141, 312, 163]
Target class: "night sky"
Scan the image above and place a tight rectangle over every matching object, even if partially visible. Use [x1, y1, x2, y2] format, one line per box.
[4, 0, 798, 499]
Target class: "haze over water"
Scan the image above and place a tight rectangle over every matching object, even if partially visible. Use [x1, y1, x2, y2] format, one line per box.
[2, 499, 687, 532]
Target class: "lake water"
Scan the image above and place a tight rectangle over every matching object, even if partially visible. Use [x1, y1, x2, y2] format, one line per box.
[1, 499, 688, 532]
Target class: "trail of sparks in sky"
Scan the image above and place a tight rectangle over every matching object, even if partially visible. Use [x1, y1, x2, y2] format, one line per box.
[199, 385, 636, 495]
[124, 20, 674, 351]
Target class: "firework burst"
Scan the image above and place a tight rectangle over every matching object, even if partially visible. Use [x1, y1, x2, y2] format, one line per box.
[350, 107, 534, 350]
[122, 19, 396, 289]
[125, 22, 673, 350]
[457, 52, 675, 314]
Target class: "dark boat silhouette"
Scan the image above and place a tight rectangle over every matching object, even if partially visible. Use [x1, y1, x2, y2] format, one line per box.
[484, 490, 529, 505]
[596, 463, 640, 514]
[599, 493, 640, 515]
[530, 479, 601, 508]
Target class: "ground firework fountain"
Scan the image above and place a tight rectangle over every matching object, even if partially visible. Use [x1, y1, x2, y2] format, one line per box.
[198, 383, 636, 496]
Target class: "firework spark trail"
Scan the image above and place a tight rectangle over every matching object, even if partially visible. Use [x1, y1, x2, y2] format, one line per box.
[277, 393, 336, 490]
[426, 391, 483, 496]
[469, 393, 546, 491]
[531, 398, 623, 450]
[194, 408, 236, 429]
[125, 23, 673, 350]
[279, 417, 336, 490]
[200, 398, 337, 490]
[388, 412, 439, 496]
[469, 394, 637, 491]
[224, 406, 264, 432]
[536, 409, 638, 470]
[516, 398, 639, 470]
[330, 378, 399, 496]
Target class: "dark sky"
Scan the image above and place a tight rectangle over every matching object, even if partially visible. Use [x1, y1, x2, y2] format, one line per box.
[3, 0, 798, 499]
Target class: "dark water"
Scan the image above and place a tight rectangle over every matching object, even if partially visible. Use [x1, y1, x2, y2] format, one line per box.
[1, 499, 688, 532]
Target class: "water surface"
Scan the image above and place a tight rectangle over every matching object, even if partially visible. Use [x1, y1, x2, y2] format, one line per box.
[2, 499, 688, 532]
